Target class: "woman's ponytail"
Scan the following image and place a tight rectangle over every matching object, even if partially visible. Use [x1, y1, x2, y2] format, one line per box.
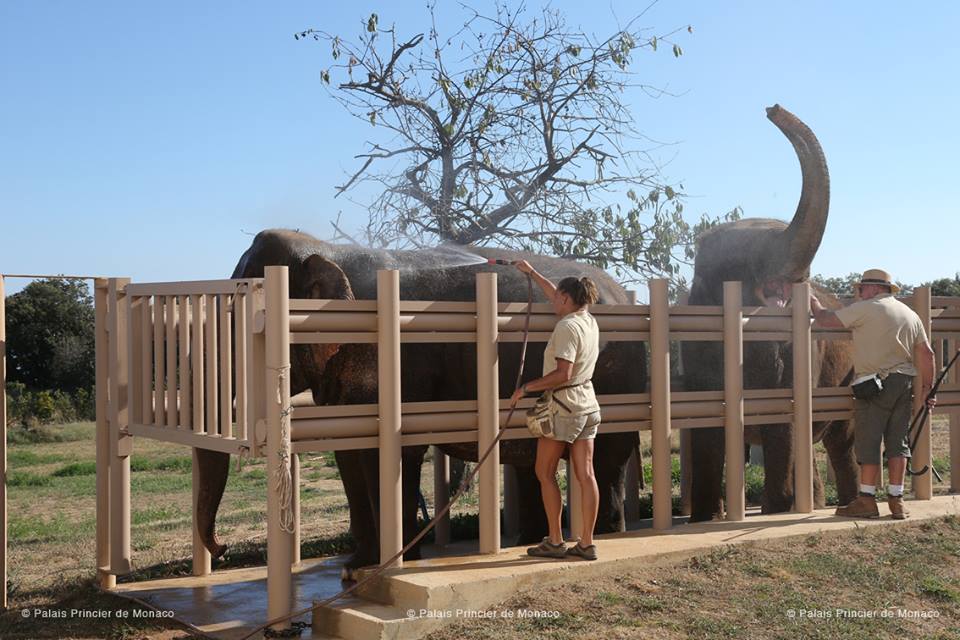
[558, 276, 599, 307]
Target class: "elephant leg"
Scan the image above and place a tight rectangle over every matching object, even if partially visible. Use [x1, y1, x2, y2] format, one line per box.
[593, 432, 636, 534]
[760, 423, 794, 514]
[335, 449, 380, 571]
[821, 419, 859, 506]
[513, 465, 548, 544]
[401, 445, 428, 561]
[195, 448, 230, 558]
[690, 427, 725, 522]
[812, 457, 826, 509]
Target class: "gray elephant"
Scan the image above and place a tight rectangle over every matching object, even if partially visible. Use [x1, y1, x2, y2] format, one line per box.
[194, 232, 645, 572]
[682, 104, 857, 521]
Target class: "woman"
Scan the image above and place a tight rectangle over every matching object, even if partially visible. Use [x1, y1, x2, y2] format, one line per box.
[509, 260, 602, 561]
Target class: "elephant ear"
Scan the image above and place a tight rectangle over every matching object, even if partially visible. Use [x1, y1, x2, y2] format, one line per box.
[302, 254, 354, 301]
[300, 254, 354, 386]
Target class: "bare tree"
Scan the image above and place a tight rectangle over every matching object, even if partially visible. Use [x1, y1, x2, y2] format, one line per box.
[298, 3, 736, 286]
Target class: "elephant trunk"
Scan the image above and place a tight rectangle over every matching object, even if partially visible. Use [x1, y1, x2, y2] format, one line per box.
[766, 104, 830, 281]
[194, 449, 231, 559]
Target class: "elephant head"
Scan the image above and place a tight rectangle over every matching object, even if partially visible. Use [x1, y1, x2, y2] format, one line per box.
[195, 238, 355, 559]
[683, 105, 832, 520]
[689, 104, 829, 308]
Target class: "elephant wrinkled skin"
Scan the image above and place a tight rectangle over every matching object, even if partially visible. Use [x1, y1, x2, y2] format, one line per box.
[194, 234, 645, 572]
[682, 105, 858, 521]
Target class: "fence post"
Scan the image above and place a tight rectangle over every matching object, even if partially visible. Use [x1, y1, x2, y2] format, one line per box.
[93, 279, 113, 589]
[477, 273, 501, 553]
[433, 447, 450, 546]
[723, 282, 746, 521]
[649, 279, 672, 530]
[912, 286, 933, 500]
[792, 282, 814, 513]
[108, 278, 132, 574]
[377, 270, 403, 567]
[264, 266, 293, 630]
[0, 275, 6, 609]
[623, 289, 641, 522]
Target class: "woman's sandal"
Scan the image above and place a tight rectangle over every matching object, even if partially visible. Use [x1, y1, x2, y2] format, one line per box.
[526, 537, 568, 558]
[565, 540, 598, 561]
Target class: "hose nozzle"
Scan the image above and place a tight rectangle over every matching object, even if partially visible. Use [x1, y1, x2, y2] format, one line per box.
[487, 259, 514, 266]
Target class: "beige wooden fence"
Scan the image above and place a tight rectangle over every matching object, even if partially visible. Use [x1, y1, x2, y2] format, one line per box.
[4, 268, 959, 629]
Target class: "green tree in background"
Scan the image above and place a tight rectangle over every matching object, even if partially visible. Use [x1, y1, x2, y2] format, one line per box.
[5, 278, 94, 392]
[299, 3, 739, 290]
[925, 273, 960, 297]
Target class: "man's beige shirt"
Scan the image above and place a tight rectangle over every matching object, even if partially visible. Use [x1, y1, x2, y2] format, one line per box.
[543, 308, 601, 415]
[834, 293, 928, 378]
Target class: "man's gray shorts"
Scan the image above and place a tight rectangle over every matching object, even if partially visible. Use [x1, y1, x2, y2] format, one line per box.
[854, 372, 913, 465]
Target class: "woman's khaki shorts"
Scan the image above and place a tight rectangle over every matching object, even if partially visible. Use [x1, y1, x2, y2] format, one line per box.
[550, 410, 601, 444]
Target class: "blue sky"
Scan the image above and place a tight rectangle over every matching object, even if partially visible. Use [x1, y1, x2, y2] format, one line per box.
[2, 1, 958, 295]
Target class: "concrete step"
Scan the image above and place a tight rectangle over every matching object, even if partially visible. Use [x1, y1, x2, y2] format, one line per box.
[311, 595, 442, 640]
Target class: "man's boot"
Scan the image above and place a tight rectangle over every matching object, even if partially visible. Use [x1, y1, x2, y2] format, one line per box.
[887, 495, 908, 520]
[835, 494, 879, 518]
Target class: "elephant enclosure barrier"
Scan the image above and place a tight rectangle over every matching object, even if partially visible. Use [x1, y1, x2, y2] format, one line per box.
[90, 267, 960, 630]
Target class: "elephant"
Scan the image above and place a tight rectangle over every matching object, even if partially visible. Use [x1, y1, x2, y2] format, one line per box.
[194, 231, 645, 572]
[681, 104, 858, 521]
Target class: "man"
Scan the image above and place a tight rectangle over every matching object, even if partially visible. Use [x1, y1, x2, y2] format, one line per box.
[810, 269, 936, 519]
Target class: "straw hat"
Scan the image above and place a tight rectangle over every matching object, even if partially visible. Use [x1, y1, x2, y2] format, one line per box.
[856, 268, 900, 294]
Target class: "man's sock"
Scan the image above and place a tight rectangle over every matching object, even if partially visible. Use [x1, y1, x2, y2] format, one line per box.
[859, 484, 876, 497]
[887, 484, 904, 497]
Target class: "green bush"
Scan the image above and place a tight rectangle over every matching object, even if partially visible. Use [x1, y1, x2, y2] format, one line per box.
[5, 382, 96, 428]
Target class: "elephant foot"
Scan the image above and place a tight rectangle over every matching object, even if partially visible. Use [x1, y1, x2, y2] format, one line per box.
[209, 542, 228, 560]
[760, 495, 793, 514]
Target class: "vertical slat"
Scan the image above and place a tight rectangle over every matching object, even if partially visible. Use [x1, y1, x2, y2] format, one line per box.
[476, 272, 500, 554]
[165, 296, 177, 428]
[649, 279, 672, 530]
[723, 281, 745, 521]
[153, 296, 165, 426]
[235, 292, 248, 443]
[191, 294, 205, 434]
[249, 285, 266, 456]
[179, 296, 192, 429]
[377, 270, 403, 567]
[128, 297, 143, 431]
[792, 282, 814, 513]
[680, 429, 692, 516]
[108, 278, 132, 575]
[220, 294, 233, 438]
[912, 286, 933, 500]
[94, 279, 114, 590]
[433, 447, 450, 546]
[205, 294, 219, 435]
[264, 266, 293, 631]
[140, 298, 152, 425]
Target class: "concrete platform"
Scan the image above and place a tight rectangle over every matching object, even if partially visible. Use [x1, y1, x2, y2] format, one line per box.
[112, 494, 960, 639]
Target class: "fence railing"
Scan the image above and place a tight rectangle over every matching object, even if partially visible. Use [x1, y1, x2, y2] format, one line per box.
[94, 267, 960, 631]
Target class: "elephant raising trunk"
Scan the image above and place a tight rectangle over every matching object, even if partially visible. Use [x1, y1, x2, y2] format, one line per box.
[684, 105, 857, 521]
[766, 103, 831, 284]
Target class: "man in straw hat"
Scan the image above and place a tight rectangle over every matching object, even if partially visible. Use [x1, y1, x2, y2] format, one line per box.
[810, 269, 936, 519]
